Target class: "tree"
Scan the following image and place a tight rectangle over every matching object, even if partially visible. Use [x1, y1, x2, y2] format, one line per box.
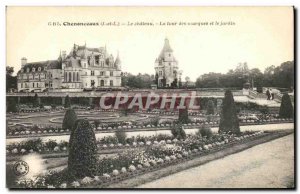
[219, 90, 240, 134]
[68, 119, 97, 179]
[33, 93, 39, 107]
[178, 108, 190, 124]
[178, 78, 182, 88]
[6, 66, 17, 92]
[62, 108, 77, 130]
[7, 97, 18, 113]
[155, 73, 159, 85]
[64, 95, 71, 108]
[279, 93, 293, 118]
[185, 76, 190, 87]
[206, 100, 215, 115]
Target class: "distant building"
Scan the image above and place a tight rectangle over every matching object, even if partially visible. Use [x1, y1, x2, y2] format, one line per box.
[154, 38, 182, 87]
[17, 43, 122, 92]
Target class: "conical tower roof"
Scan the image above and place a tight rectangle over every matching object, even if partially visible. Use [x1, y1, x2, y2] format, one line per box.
[158, 38, 173, 59]
[114, 52, 121, 66]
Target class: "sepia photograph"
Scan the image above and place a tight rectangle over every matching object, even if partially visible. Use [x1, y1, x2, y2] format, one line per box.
[5, 6, 295, 189]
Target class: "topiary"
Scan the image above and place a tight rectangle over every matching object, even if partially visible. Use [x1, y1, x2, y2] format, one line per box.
[115, 129, 127, 144]
[206, 100, 215, 115]
[279, 93, 294, 118]
[218, 90, 240, 134]
[178, 108, 190, 124]
[62, 108, 77, 131]
[68, 119, 98, 179]
[64, 95, 71, 108]
[197, 125, 213, 138]
[33, 93, 39, 107]
[171, 123, 186, 140]
[6, 97, 18, 113]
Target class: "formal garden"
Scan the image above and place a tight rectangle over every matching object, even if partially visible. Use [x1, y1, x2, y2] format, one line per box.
[6, 90, 294, 188]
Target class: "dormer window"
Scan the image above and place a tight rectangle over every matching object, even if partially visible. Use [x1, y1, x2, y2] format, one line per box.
[26, 68, 30, 73]
[38, 67, 41, 71]
[32, 68, 35, 72]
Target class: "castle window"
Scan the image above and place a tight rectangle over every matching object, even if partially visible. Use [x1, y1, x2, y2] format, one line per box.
[100, 80, 104, 86]
[77, 72, 79, 81]
[95, 56, 99, 65]
[37, 83, 39, 88]
[21, 83, 23, 88]
[91, 71, 95, 76]
[69, 72, 72, 82]
[110, 80, 113, 86]
[159, 71, 162, 76]
[27, 68, 30, 73]
[32, 68, 35, 72]
[110, 71, 113, 76]
[100, 71, 104, 76]
[33, 82, 35, 88]
[38, 67, 41, 71]
[64, 72, 67, 82]
[73, 72, 76, 82]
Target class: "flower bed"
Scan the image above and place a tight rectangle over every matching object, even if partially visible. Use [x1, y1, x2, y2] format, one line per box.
[7, 116, 293, 138]
[11, 130, 268, 188]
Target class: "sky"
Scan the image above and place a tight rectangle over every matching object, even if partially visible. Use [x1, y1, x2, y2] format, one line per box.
[6, 6, 294, 81]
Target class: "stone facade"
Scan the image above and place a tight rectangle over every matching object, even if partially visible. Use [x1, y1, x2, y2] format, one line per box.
[17, 44, 122, 92]
[154, 38, 182, 87]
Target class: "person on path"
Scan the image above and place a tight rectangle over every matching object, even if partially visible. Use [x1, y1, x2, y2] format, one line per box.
[270, 89, 275, 100]
[266, 89, 270, 100]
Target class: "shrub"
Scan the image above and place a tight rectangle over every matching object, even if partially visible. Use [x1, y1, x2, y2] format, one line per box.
[206, 100, 215, 115]
[33, 93, 39, 107]
[197, 125, 213, 138]
[64, 95, 71, 108]
[94, 120, 100, 129]
[219, 90, 240, 134]
[115, 129, 127, 144]
[171, 123, 186, 140]
[68, 119, 98, 179]
[279, 93, 293, 118]
[23, 138, 43, 152]
[7, 97, 18, 113]
[178, 108, 190, 124]
[44, 140, 58, 150]
[62, 109, 77, 131]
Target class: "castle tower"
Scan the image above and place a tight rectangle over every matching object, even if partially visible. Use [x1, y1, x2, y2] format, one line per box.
[114, 52, 121, 70]
[21, 57, 27, 68]
[154, 38, 180, 88]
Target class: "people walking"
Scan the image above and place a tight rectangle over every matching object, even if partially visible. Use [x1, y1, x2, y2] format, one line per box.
[266, 88, 270, 100]
[270, 89, 274, 100]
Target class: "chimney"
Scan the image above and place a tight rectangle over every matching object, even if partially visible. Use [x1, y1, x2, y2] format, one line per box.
[21, 57, 27, 67]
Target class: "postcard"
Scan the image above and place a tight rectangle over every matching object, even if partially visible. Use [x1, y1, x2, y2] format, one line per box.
[6, 6, 294, 189]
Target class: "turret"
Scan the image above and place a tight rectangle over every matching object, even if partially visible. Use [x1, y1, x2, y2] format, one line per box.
[62, 51, 66, 60]
[114, 52, 121, 70]
[21, 57, 27, 67]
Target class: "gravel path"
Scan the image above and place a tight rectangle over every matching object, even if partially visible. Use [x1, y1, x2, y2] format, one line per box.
[138, 134, 294, 188]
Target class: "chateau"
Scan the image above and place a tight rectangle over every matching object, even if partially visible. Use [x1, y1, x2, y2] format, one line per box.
[154, 38, 182, 87]
[17, 44, 122, 92]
